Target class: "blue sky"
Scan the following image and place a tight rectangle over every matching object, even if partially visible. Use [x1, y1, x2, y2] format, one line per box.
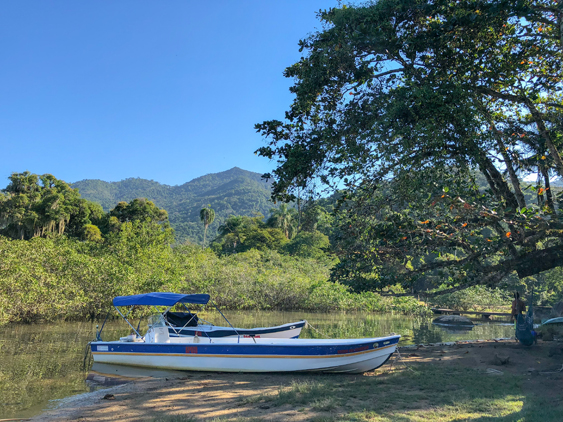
[0, 1, 339, 187]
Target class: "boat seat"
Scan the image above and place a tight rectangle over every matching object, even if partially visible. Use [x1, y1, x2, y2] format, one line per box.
[153, 326, 170, 343]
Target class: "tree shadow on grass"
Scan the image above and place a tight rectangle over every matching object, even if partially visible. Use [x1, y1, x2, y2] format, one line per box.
[45, 348, 563, 422]
[252, 362, 562, 422]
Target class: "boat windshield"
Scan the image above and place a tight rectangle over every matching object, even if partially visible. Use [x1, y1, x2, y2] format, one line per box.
[148, 314, 166, 328]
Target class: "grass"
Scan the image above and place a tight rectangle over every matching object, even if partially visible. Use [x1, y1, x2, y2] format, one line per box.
[235, 363, 563, 422]
[150, 417, 196, 422]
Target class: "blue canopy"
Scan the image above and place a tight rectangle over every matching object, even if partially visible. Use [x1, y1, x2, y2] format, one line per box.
[113, 292, 210, 307]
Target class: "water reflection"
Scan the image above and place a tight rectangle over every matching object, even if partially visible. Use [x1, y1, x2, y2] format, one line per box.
[0, 311, 514, 419]
[432, 324, 475, 335]
[0, 321, 129, 419]
[411, 321, 446, 344]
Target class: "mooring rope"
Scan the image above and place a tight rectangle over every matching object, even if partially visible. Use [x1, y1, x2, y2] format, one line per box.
[388, 347, 415, 373]
[305, 321, 330, 339]
[82, 341, 93, 372]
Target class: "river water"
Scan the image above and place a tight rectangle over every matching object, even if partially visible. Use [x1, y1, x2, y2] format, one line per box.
[0, 311, 514, 419]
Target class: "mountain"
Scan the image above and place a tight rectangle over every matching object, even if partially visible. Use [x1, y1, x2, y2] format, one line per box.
[72, 167, 275, 243]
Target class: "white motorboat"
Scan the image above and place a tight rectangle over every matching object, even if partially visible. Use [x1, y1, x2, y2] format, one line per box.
[91, 293, 400, 373]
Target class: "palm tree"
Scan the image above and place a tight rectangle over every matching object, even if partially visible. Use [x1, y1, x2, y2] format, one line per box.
[199, 205, 215, 249]
[267, 204, 297, 239]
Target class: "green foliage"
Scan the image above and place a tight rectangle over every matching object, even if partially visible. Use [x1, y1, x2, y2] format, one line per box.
[304, 283, 386, 313]
[212, 215, 288, 254]
[530, 267, 563, 305]
[0, 172, 102, 240]
[110, 198, 169, 225]
[83, 224, 102, 242]
[0, 231, 429, 325]
[301, 202, 334, 236]
[99, 198, 174, 246]
[390, 296, 433, 317]
[284, 230, 332, 260]
[65, 199, 104, 239]
[256, 0, 563, 291]
[267, 203, 298, 239]
[430, 286, 512, 312]
[199, 206, 215, 227]
[241, 227, 288, 252]
[0, 230, 184, 324]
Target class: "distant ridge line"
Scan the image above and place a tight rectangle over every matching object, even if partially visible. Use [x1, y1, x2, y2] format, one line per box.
[71, 167, 274, 243]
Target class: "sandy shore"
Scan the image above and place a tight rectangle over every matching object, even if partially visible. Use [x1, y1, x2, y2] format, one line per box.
[30, 339, 563, 422]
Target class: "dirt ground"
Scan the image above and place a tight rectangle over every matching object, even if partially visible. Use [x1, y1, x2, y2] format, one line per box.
[30, 339, 563, 422]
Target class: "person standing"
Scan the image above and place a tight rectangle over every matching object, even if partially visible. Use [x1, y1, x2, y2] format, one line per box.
[511, 292, 526, 323]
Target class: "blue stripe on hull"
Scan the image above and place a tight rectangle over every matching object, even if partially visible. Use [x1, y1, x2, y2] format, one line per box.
[91, 336, 400, 357]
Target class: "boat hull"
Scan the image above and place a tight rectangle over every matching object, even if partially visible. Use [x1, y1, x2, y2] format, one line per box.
[168, 320, 306, 339]
[91, 335, 400, 374]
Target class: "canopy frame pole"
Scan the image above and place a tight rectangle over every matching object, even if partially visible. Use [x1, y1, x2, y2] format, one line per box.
[96, 309, 111, 341]
[182, 304, 213, 342]
[181, 303, 199, 328]
[212, 301, 241, 342]
[115, 306, 142, 337]
[124, 305, 135, 319]
[151, 305, 179, 335]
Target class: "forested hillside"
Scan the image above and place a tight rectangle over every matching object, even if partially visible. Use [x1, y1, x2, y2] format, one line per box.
[72, 167, 274, 243]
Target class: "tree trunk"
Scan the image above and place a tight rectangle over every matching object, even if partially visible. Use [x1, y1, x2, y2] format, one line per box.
[541, 166, 554, 211]
[515, 244, 563, 278]
[495, 136, 526, 209]
[481, 107, 527, 209]
[478, 153, 519, 211]
[297, 189, 302, 230]
[526, 100, 563, 179]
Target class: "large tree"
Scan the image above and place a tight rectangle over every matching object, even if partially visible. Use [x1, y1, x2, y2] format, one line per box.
[213, 215, 288, 254]
[110, 198, 169, 224]
[256, 0, 563, 293]
[106, 198, 174, 246]
[0, 172, 103, 240]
